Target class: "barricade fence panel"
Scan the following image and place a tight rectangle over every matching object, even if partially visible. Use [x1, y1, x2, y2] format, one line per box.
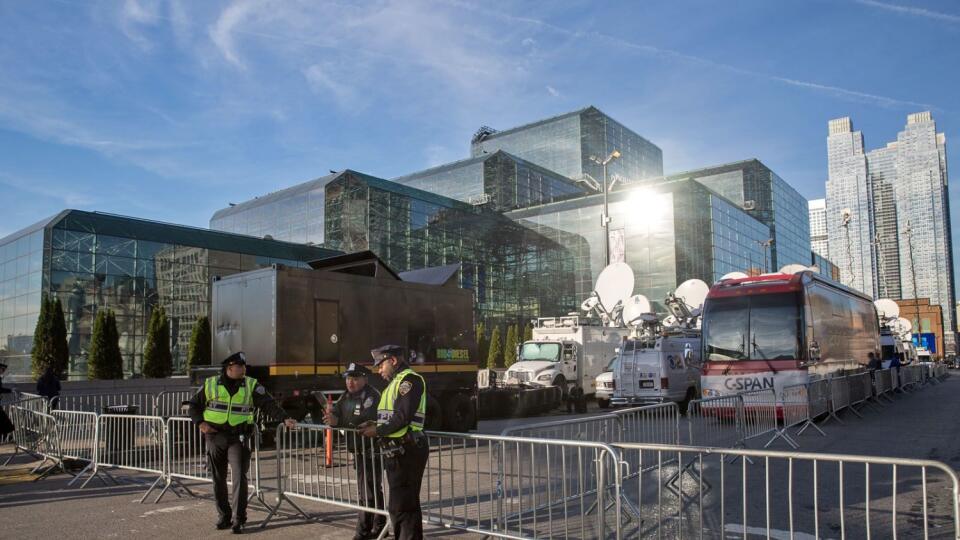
[153, 390, 194, 418]
[93, 414, 166, 501]
[426, 430, 621, 540]
[683, 395, 742, 448]
[51, 410, 97, 464]
[830, 376, 851, 418]
[266, 423, 388, 529]
[806, 379, 832, 420]
[848, 373, 868, 405]
[738, 389, 779, 445]
[55, 392, 157, 415]
[615, 403, 680, 445]
[612, 441, 960, 540]
[779, 384, 810, 430]
[160, 417, 262, 503]
[501, 414, 622, 443]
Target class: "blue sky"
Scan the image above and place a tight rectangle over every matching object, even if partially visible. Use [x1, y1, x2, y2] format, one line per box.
[1, 1, 958, 259]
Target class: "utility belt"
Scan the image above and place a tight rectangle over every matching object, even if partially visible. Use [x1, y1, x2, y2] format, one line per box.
[378, 431, 426, 458]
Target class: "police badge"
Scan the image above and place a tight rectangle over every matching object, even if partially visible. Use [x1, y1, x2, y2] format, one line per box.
[399, 380, 413, 396]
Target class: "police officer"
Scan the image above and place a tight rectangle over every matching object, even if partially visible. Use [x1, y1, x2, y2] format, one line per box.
[187, 352, 296, 534]
[359, 345, 429, 540]
[324, 362, 386, 540]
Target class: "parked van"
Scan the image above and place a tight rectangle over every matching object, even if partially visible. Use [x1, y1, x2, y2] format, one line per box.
[611, 332, 701, 413]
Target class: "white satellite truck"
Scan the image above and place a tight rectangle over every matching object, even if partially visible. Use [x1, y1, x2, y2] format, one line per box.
[505, 263, 634, 413]
[610, 279, 707, 413]
[875, 298, 918, 367]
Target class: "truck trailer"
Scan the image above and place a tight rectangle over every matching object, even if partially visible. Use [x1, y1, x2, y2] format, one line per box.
[206, 253, 478, 432]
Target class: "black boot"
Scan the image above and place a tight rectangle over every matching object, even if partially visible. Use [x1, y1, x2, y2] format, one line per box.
[232, 521, 244, 534]
[216, 517, 232, 530]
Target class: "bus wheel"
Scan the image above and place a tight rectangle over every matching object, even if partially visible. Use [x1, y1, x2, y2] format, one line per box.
[680, 387, 696, 415]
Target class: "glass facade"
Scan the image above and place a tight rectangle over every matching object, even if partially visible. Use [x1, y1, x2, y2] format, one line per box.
[210, 173, 333, 245]
[470, 107, 663, 185]
[811, 251, 840, 282]
[507, 179, 768, 313]
[0, 211, 338, 381]
[893, 112, 955, 353]
[323, 171, 576, 323]
[808, 199, 828, 257]
[667, 159, 811, 272]
[866, 145, 901, 299]
[826, 117, 877, 296]
[393, 150, 588, 211]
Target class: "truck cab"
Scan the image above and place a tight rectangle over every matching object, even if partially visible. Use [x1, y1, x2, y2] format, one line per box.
[611, 333, 701, 413]
[505, 316, 626, 406]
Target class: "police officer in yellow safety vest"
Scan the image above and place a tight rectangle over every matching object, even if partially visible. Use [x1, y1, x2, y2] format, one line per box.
[187, 352, 296, 534]
[359, 345, 429, 540]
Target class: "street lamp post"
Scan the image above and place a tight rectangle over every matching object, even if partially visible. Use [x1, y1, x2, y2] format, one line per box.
[755, 238, 773, 273]
[588, 150, 621, 265]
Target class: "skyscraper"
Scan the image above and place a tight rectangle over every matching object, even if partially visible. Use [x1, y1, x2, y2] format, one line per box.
[808, 198, 828, 257]
[892, 112, 955, 353]
[826, 117, 877, 297]
[825, 112, 955, 354]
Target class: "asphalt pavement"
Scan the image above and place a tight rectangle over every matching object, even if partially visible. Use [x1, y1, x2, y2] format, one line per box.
[2, 374, 959, 538]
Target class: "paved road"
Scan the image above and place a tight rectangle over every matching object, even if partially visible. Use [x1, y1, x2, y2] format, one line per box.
[2, 374, 959, 538]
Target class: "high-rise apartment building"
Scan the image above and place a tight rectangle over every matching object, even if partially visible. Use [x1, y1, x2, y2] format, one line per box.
[825, 112, 955, 354]
[808, 199, 828, 257]
[826, 117, 877, 297]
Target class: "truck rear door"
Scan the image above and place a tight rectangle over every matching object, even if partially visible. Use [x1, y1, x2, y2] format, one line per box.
[314, 300, 341, 371]
[632, 348, 663, 396]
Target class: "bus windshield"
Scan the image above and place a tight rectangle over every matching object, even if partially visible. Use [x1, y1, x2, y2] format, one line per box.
[519, 342, 561, 362]
[703, 293, 801, 361]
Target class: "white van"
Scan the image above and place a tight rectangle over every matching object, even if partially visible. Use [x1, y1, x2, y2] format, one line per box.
[611, 334, 701, 413]
[595, 357, 618, 409]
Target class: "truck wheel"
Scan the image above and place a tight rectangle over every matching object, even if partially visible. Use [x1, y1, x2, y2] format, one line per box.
[442, 394, 476, 432]
[680, 387, 696, 415]
[597, 398, 610, 409]
[554, 376, 568, 406]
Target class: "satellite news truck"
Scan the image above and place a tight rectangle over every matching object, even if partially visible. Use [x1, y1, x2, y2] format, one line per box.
[204, 253, 478, 433]
[507, 316, 627, 408]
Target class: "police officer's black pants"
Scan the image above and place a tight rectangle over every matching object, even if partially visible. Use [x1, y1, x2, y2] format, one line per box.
[355, 453, 386, 536]
[385, 441, 429, 540]
[206, 433, 251, 524]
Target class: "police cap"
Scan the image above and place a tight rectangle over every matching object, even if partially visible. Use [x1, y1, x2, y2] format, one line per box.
[343, 362, 371, 378]
[370, 345, 405, 366]
[221, 351, 247, 367]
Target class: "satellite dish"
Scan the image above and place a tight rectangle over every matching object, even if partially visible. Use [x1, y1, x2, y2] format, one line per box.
[662, 315, 678, 327]
[874, 299, 900, 319]
[779, 264, 809, 275]
[580, 296, 599, 313]
[622, 294, 652, 326]
[674, 279, 709, 311]
[891, 317, 912, 336]
[593, 262, 634, 313]
[719, 271, 748, 282]
[640, 313, 659, 322]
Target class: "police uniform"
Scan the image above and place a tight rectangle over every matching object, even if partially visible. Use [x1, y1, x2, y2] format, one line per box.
[370, 345, 429, 540]
[187, 352, 290, 534]
[329, 363, 386, 540]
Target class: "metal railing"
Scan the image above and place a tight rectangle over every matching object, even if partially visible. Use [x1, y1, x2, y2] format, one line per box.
[53, 392, 157, 415]
[153, 390, 194, 418]
[50, 410, 98, 484]
[88, 414, 166, 502]
[613, 441, 960, 539]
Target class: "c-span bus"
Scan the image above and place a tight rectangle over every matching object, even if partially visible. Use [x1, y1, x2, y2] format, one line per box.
[700, 271, 880, 398]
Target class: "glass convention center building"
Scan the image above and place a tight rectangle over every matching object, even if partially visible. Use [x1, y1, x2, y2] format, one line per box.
[0, 210, 337, 380]
[212, 106, 823, 324]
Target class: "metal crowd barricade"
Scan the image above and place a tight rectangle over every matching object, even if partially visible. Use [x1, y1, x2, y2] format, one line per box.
[16, 392, 50, 414]
[827, 376, 853, 423]
[500, 413, 622, 443]
[263, 423, 388, 531]
[85, 414, 166, 502]
[152, 390, 194, 418]
[780, 383, 825, 440]
[684, 394, 742, 448]
[612, 441, 960, 539]
[157, 417, 264, 505]
[874, 369, 895, 403]
[51, 410, 98, 485]
[615, 402, 680, 445]
[738, 388, 791, 449]
[4, 406, 63, 477]
[804, 379, 832, 425]
[53, 392, 157, 415]
[847, 372, 876, 414]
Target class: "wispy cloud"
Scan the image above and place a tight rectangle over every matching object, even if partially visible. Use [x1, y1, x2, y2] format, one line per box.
[447, 1, 940, 111]
[0, 172, 98, 207]
[546, 85, 560, 97]
[853, 0, 960, 25]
